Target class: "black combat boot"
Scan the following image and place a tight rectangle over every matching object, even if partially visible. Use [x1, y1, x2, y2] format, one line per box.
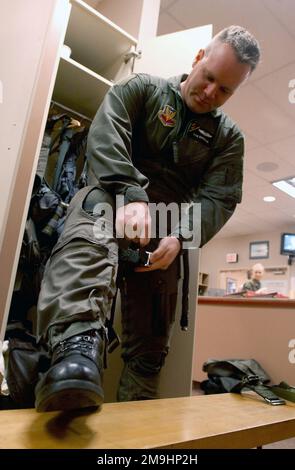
[35, 329, 104, 412]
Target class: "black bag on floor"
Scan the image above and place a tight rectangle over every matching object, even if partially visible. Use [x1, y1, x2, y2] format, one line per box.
[5, 328, 50, 408]
[200, 358, 286, 406]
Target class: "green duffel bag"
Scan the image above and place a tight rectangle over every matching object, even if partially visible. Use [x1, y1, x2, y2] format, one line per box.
[201, 358, 286, 406]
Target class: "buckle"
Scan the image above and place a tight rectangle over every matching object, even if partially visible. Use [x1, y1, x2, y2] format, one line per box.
[242, 374, 260, 385]
[143, 251, 152, 266]
[264, 397, 286, 406]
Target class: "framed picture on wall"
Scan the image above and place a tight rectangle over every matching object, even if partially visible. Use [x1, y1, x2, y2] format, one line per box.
[249, 241, 269, 259]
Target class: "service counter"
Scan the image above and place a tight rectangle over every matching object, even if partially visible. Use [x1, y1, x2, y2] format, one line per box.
[193, 296, 295, 385]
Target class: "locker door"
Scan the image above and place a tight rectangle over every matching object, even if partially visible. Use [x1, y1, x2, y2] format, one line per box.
[134, 24, 212, 77]
[0, 0, 71, 339]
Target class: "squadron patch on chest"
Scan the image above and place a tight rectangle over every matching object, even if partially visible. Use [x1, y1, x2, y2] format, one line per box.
[186, 120, 214, 146]
[158, 105, 177, 127]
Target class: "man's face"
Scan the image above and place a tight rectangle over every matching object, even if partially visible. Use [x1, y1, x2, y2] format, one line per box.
[181, 42, 251, 114]
[253, 268, 264, 281]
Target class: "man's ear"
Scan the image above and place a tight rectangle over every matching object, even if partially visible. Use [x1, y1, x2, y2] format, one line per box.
[192, 49, 205, 67]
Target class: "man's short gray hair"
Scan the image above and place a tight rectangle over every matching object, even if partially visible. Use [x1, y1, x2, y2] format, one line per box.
[208, 25, 261, 72]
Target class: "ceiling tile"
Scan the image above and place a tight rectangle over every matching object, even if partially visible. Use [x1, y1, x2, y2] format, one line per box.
[263, 0, 295, 39]
[244, 146, 280, 166]
[167, 0, 295, 78]
[244, 135, 261, 151]
[160, 0, 178, 11]
[244, 146, 295, 180]
[267, 136, 295, 166]
[271, 186, 295, 210]
[230, 205, 251, 219]
[281, 208, 295, 219]
[243, 183, 295, 211]
[254, 63, 295, 121]
[223, 84, 295, 144]
[240, 191, 273, 211]
[243, 170, 271, 191]
[157, 11, 183, 35]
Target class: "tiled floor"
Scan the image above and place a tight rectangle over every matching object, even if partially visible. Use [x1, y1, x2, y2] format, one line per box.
[263, 438, 295, 449]
[192, 382, 295, 449]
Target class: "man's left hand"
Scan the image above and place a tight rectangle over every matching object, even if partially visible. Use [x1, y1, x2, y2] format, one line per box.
[135, 236, 181, 272]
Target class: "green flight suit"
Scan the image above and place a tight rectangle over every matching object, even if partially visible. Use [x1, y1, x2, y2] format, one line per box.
[37, 73, 244, 401]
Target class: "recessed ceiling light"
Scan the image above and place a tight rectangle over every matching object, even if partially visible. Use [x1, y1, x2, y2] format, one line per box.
[263, 196, 276, 202]
[272, 177, 295, 199]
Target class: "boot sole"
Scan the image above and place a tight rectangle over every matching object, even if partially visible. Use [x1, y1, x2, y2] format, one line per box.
[35, 380, 104, 412]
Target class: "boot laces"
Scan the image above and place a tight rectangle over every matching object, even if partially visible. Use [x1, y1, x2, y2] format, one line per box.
[57, 334, 95, 354]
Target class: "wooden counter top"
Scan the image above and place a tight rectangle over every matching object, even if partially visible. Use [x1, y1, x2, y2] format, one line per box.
[198, 296, 295, 308]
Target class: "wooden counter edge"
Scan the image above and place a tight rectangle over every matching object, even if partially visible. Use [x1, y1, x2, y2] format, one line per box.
[198, 296, 295, 308]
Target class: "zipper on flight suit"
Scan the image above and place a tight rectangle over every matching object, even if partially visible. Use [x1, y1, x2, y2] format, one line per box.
[172, 95, 188, 165]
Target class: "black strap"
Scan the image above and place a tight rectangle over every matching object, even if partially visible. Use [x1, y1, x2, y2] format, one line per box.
[105, 287, 121, 353]
[247, 383, 285, 405]
[180, 250, 189, 331]
[269, 382, 295, 403]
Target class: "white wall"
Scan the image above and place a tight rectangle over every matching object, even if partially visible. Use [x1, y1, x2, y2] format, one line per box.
[200, 224, 295, 291]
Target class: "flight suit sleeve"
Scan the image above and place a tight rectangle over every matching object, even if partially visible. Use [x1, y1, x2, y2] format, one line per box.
[86, 74, 150, 205]
[170, 125, 244, 247]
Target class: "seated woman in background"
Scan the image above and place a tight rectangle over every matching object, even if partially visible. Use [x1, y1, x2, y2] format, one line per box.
[242, 263, 267, 293]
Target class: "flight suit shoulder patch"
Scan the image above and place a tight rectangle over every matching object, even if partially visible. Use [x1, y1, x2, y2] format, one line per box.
[158, 104, 177, 127]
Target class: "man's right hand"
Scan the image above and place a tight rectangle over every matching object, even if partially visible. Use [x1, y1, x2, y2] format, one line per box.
[116, 202, 151, 247]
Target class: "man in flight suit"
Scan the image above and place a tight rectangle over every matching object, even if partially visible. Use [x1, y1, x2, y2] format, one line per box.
[35, 25, 260, 411]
